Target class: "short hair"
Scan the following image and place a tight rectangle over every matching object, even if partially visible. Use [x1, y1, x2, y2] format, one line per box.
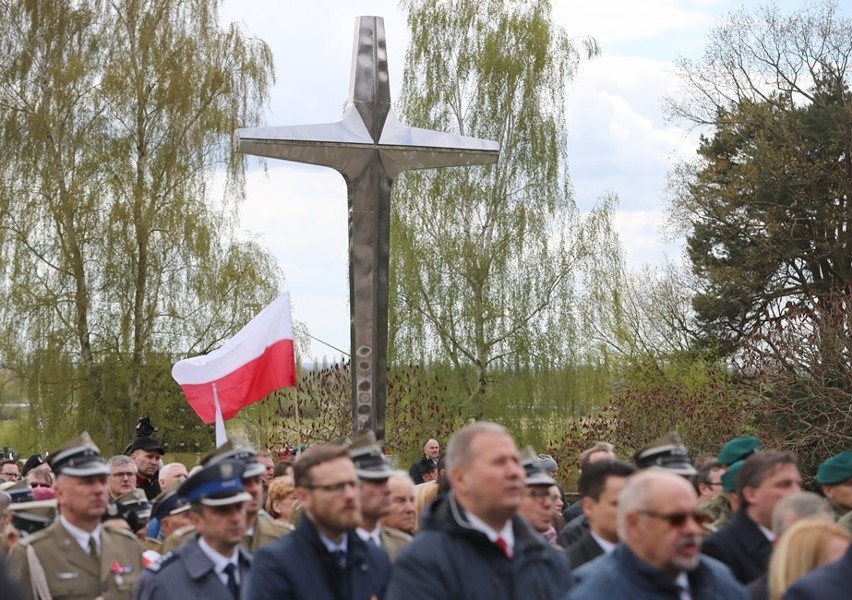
[274, 460, 293, 478]
[293, 443, 350, 488]
[158, 462, 185, 482]
[265, 476, 295, 517]
[737, 451, 797, 506]
[26, 469, 52, 486]
[771, 491, 832, 537]
[107, 455, 137, 472]
[694, 460, 723, 493]
[578, 460, 636, 501]
[444, 421, 508, 476]
[580, 442, 615, 469]
[0, 458, 16, 468]
[768, 519, 851, 599]
[389, 470, 414, 484]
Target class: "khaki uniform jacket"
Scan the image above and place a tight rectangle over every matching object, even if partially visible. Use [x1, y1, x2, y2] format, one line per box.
[8, 520, 144, 600]
[380, 526, 412, 562]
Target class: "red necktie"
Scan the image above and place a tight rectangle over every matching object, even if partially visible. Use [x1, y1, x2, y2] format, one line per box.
[495, 536, 511, 558]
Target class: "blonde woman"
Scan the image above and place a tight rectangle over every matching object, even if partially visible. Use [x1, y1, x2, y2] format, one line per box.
[265, 475, 298, 524]
[768, 518, 850, 600]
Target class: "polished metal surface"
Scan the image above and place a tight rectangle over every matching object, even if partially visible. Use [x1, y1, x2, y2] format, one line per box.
[236, 16, 499, 442]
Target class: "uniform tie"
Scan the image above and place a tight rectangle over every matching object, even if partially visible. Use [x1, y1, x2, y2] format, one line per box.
[88, 536, 99, 561]
[223, 563, 239, 599]
[495, 536, 511, 558]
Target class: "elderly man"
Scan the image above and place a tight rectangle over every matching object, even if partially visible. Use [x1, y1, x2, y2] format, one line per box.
[702, 451, 802, 585]
[246, 442, 391, 599]
[568, 469, 746, 599]
[387, 421, 572, 599]
[8, 433, 143, 599]
[107, 455, 138, 501]
[381, 471, 417, 535]
[516, 448, 558, 543]
[409, 439, 440, 485]
[134, 459, 253, 599]
[158, 462, 189, 491]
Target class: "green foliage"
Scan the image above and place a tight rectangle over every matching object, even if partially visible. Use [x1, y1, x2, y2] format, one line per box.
[0, 0, 281, 450]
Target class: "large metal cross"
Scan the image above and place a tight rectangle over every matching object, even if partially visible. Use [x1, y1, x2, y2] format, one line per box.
[235, 16, 499, 442]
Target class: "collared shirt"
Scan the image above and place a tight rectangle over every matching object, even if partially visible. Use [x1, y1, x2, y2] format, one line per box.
[758, 523, 775, 542]
[465, 511, 515, 555]
[355, 526, 382, 547]
[675, 572, 692, 600]
[590, 530, 617, 554]
[319, 532, 349, 554]
[197, 536, 240, 587]
[60, 514, 102, 555]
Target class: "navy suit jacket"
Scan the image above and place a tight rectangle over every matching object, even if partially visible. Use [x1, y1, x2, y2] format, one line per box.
[782, 545, 852, 599]
[702, 509, 772, 585]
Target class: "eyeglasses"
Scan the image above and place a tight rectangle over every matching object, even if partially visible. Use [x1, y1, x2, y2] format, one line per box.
[110, 472, 136, 479]
[305, 480, 359, 495]
[638, 509, 711, 528]
[549, 494, 562, 503]
[1, 473, 21, 480]
[527, 488, 554, 502]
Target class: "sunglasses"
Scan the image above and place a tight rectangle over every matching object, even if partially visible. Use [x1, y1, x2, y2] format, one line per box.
[638, 509, 711, 528]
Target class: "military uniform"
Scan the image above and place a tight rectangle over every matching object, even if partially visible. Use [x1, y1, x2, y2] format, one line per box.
[699, 493, 731, 535]
[837, 508, 852, 534]
[134, 536, 251, 600]
[244, 510, 294, 552]
[160, 524, 196, 554]
[380, 526, 412, 561]
[8, 520, 143, 600]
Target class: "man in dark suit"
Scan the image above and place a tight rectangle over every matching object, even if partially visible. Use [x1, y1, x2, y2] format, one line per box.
[702, 451, 802, 585]
[134, 459, 253, 600]
[783, 543, 852, 599]
[567, 459, 635, 568]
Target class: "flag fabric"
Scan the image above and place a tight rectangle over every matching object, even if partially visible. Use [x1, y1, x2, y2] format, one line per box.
[172, 293, 297, 424]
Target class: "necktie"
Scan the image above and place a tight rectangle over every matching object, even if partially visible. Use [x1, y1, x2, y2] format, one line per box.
[88, 536, 99, 561]
[495, 536, 511, 559]
[223, 563, 239, 599]
[331, 549, 347, 570]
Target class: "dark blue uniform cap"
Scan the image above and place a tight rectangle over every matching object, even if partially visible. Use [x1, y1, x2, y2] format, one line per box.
[178, 459, 252, 507]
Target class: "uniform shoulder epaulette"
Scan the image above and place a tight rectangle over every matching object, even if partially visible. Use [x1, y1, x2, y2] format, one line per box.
[19, 527, 53, 547]
[268, 518, 295, 533]
[172, 524, 195, 537]
[382, 526, 412, 542]
[103, 523, 140, 540]
[145, 550, 177, 573]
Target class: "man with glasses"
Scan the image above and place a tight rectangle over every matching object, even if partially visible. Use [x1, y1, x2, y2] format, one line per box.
[107, 455, 138, 501]
[1, 459, 21, 482]
[568, 469, 747, 599]
[517, 447, 558, 543]
[246, 441, 391, 599]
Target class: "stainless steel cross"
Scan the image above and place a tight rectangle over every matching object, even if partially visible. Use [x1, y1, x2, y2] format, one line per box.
[235, 16, 499, 442]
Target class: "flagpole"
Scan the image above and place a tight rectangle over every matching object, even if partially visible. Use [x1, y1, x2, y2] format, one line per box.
[292, 376, 302, 449]
[213, 383, 228, 447]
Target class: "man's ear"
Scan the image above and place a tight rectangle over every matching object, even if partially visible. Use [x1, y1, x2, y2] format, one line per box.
[581, 496, 594, 519]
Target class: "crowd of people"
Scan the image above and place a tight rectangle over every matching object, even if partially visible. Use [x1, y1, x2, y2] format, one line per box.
[0, 423, 850, 599]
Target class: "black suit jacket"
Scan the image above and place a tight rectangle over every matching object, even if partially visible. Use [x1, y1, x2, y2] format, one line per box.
[567, 530, 605, 569]
[701, 509, 772, 585]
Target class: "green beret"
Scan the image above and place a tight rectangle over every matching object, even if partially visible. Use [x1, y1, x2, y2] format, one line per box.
[721, 460, 745, 493]
[816, 451, 852, 485]
[717, 436, 761, 466]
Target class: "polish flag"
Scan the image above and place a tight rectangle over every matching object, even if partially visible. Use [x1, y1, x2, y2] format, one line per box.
[172, 293, 297, 425]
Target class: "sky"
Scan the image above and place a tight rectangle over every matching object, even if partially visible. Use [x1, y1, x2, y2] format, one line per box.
[217, 0, 821, 363]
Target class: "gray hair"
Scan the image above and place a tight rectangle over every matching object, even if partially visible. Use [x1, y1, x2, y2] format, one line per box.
[158, 462, 186, 482]
[107, 455, 137, 472]
[771, 491, 832, 537]
[389, 469, 414, 484]
[445, 422, 508, 476]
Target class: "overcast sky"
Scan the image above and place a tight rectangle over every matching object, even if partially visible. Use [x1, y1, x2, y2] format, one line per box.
[218, 0, 819, 362]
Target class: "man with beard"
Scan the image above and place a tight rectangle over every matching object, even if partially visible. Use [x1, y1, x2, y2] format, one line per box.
[8, 433, 144, 599]
[134, 459, 253, 600]
[568, 469, 747, 599]
[386, 422, 572, 600]
[245, 441, 391, 599]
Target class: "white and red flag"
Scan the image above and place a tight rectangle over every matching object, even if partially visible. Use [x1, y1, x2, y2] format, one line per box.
[172, 293, 297, 428]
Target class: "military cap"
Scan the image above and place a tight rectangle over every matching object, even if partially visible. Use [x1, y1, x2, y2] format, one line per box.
[521, 447, 556, 487]
[200, 436, 265, 479]
[537, 453, 558, 473]
[717, 436, 761, 466]
[21, 454, 46, 476]
[633, 432, 697, 477]
[416, 457, 437, 476]
[9, 498, 57, 535]
[721, 459, 745, 493]
[111, 488, 153, 531]
[179, 459, 252, 507]
[5, 480, 34, 504]
[48, 432, 110, 477]
[816, 451, 852, 485]
[349, 431, 394, 481]
[151, 482, 190, 521]
[126, 436, 166, 456]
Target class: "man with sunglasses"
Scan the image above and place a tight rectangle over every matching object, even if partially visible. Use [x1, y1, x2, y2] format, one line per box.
[245, 441, 391, 599]
[569, 469, 747, 599]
